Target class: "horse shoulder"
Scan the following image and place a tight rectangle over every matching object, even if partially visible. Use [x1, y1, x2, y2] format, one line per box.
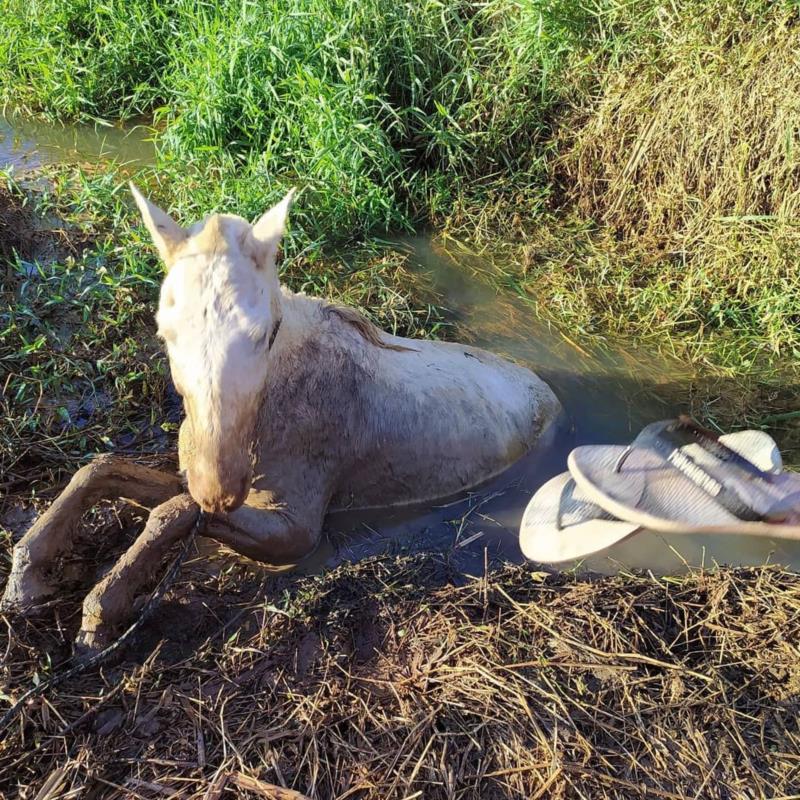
[256, 324, 376, 461]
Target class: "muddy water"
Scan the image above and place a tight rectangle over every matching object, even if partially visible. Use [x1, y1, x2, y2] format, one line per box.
[4, 115, 799, 576]
[0, 115, 154, 170]
[320, 237, 800, 575]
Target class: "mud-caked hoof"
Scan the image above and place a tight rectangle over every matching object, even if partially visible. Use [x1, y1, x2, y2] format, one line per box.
[0, 585, 58, 615]
[0, 596, 20, 615]
[77, 583, 133, 655]
[74, 625, 117, 658]
[0, 557, 58, 615]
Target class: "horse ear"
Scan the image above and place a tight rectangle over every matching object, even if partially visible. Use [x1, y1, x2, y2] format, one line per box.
[251, 188, 296, 268]
[129, 182, 186, 267]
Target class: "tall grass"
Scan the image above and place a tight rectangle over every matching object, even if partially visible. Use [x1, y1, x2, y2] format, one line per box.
[0, 0, 627, 235]
[518, 0, 800, 372]
[2, 0, 800, 372]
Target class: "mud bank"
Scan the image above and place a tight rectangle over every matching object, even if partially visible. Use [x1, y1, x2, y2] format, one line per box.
[1, 551, 799, 799]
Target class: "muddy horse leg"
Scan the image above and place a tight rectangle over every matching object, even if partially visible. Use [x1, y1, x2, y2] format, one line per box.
[77, 493, 197, 652]
[1, 455, 182, 613]
[76, 494, 324, 651]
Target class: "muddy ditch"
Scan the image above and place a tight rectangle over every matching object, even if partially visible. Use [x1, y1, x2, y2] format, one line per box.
[0, 183, 86, 268]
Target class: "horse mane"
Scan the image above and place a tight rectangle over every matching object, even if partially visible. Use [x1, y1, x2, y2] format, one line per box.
[323, 304, 416, 352]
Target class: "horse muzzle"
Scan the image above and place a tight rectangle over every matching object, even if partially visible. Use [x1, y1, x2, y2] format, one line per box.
[186, 458, 252, 513]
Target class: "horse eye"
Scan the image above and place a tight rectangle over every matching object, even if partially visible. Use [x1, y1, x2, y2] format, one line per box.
[252, 329, 269, 350]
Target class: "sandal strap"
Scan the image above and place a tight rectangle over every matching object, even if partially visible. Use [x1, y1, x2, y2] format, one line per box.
[643, 418, 768, 522]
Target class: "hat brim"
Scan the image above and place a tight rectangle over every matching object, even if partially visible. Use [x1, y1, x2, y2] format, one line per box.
[568, 444, 800, 538]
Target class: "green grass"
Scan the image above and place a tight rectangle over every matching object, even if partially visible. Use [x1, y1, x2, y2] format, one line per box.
[2, 0, 800, 491]
[0, 0, 645, 236]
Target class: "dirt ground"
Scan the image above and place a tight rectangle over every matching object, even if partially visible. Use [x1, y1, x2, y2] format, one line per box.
[1, 532, 799, 799]
[0, 182, 89, 267]
[0, 184, 45, 265]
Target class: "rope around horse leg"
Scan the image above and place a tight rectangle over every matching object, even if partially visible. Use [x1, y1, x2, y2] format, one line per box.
[0, 509, 208, 736]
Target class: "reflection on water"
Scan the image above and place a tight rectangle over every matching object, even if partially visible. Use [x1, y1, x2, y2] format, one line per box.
[0, 115, 155, 170]
[319, 236, 800, 576]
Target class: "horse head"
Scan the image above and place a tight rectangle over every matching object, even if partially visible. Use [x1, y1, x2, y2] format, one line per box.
[131, 184, 295, 513]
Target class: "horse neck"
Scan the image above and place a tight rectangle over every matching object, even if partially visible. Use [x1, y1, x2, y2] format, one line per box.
[273, 290, 325, 344]
[265, 289, 379, 387]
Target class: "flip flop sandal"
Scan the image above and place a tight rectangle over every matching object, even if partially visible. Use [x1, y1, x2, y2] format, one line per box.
[568, 418, 800, 538]
[519, 471, 639, 563]
[520, 426, 789, 563]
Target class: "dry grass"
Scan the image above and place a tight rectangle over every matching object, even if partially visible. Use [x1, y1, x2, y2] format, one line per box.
[2, 545, 800, 799]
[438, 4, 800, 371]
[525, 4, 800, 364]
[563, 7, 800, 244]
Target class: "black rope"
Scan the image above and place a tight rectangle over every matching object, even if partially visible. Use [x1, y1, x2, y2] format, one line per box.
[0, 509, 208, 736]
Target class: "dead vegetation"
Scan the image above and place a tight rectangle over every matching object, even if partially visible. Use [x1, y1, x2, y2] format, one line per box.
[464, 3, 800, 369]
[1, 546, 799, 799]
[563, 9, 800, 244]
[555, 4, 800, 332]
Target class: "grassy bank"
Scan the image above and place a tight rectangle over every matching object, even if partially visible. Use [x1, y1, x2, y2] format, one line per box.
[2, 0, 800, 463]
[504, 1, 800, 372]
[3, 0, 800, 372]
[2, 549, 800, 798]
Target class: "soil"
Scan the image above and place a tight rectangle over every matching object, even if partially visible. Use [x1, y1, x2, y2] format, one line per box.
[1, 545, 799, 799]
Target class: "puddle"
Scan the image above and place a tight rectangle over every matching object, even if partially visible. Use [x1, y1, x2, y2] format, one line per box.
[0, 114, 155, 170]
[317, 236, 800, 576]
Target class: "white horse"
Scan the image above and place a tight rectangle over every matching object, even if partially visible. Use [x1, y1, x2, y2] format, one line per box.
[1, 185, 561, 649]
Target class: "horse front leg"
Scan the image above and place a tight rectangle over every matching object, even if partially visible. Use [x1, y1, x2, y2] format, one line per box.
[75, 494, 324, 652]
[76, 493, 197, 653]
[204, 500, 324, 566]
[1, 455, 182, 613]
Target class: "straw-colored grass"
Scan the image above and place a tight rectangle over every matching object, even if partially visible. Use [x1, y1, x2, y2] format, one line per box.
[557, 2, 800, 365]
[439, 1, 800, 371]
[2, 546, 799, 798]
[563, 5, 800, 243]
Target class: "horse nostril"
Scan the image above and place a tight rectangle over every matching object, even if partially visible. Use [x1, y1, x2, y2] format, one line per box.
[188, 465, 249, 514]
[220, 483, 249, 513]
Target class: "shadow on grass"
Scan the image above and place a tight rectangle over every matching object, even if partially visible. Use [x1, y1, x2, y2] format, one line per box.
[1, 547, 799, 799]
